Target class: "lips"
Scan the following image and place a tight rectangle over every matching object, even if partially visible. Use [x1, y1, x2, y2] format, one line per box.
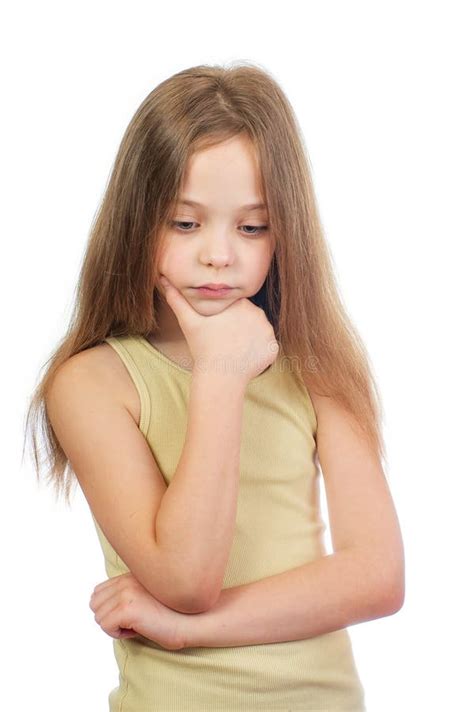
[197, 284, 233, 290]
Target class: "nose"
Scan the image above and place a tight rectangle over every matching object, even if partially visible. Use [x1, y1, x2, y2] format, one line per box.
[198, 230, 235, 268]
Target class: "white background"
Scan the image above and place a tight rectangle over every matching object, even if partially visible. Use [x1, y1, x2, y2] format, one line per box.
[3, 1, 473, 710]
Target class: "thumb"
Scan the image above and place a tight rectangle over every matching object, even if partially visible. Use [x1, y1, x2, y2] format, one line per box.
[159, 276, 197, 326]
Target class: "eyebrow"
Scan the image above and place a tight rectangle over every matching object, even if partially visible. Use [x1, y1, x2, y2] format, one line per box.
[177, 198, 267, 212]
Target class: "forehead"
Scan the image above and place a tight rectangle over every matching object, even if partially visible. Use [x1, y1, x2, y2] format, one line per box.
[177, 135, 266, 211]
[177, 197, 267, 212]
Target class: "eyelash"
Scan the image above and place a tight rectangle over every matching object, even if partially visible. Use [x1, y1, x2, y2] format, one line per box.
[170, 220, 268, 237]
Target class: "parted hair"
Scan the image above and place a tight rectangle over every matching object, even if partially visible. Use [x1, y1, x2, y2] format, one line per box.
[23, 60, 386, 506]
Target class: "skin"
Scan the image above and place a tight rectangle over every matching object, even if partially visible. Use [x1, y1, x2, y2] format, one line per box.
[150, 134, 275, 367]
[89, 135, 279, 646]
[89, 143, 404, 651]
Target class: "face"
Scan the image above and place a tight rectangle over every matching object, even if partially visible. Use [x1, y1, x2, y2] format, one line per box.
[154, 134, 274, 340]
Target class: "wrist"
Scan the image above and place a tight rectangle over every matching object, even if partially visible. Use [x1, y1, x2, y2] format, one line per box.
[180, 608, 210, 649]
[181, 588, 234, 648]
[191, 367, 248, 394]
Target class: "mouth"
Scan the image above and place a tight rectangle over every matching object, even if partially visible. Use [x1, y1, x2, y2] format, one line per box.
[193, 286, 234, 298]
[196, 283, 233, 290]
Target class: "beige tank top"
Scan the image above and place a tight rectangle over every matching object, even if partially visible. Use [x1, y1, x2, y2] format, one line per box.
[90, 334, 366, 711]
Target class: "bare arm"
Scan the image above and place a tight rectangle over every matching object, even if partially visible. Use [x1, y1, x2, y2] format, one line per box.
[180, 547, 403, 648]
[170, 390, 404, 646]
[155, 370, 246, 607]
[149, 274, 279, 610]
[46, 351, 246, 616]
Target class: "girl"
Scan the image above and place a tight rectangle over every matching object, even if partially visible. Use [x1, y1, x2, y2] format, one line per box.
[25, 61, 404, 711]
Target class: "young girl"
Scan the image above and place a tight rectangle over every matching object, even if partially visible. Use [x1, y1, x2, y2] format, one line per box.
[25, 61, 404, 711]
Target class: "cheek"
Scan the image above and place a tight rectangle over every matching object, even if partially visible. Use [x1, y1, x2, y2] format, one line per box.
[155, 242, 180, 279]
[255, 244, 274, 276]
[245, 253, 272, 293]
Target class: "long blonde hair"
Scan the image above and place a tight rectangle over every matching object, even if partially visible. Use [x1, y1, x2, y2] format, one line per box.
[23, 60, 386, 507]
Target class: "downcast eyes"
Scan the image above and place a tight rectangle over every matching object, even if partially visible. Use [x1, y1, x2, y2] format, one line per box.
[170, 220, 268, 236]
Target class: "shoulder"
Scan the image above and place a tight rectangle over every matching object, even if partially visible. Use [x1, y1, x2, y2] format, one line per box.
[306, 387, 353, 426]
[47, 342, 140, 427]
[306, 385, 371, 458]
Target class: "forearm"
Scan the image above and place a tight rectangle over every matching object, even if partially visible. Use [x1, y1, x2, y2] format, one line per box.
[183, 548, 402, 647]
[155, 371, 246, 608]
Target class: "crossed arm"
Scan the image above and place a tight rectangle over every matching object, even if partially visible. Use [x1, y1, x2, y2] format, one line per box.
[180, 545, 404, 648]
[167, 392, 405, 649]
[55, 342, 404, 649]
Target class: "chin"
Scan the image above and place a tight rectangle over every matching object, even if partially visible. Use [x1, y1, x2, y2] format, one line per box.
[192, 295, 239, 311]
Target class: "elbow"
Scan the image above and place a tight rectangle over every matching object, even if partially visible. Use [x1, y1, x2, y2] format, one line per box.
[159, 590, 211, 615]
[379, 571, 405, 615]
[147, 575, 213, 614]
[184, 568, 221, 613]
[174, 577, 220, 614]
[355, 551, 405, 618]
[361, 576, 404, 620]
[178, 588, 217, 614]
[190, 579, 220, 613]
[184, 596, 214, 614]
[385, 579, 405, 614]
[384, 552, 405, 614]
[367, 544, 405, 616]
[151, 552, 219, 613]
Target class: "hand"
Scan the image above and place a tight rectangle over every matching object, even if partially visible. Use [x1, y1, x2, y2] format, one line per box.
[159, 275, 279, 383]
[89, 572, 187, 651]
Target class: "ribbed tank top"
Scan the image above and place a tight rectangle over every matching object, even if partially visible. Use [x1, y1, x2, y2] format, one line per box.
[91, 334, 366, 711]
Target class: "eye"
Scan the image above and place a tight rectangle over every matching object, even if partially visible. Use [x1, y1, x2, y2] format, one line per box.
[170, 220, 196, 231]
[240, 225, 268, 236]
[170, 221, 268, 236]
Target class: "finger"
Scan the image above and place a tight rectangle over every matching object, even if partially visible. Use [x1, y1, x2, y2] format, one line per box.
[92, 572, 132, 596]
[90, 582, 115, 606]
[92, 580, 112, 594]
[90, 586, 115, 612]
[100, 601, 136, 639]
[93, 596, 132, 639]
[90, 577, 124, 611]
[159, 276, 197, 327]
[118, 628, 138, 639]
[90, 590, 107, 613]
[92, 594, 120, 624]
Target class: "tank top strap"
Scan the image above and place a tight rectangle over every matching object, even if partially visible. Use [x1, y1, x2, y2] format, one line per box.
[104, 335, 152, 437]
[292, 367, 318, 438]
